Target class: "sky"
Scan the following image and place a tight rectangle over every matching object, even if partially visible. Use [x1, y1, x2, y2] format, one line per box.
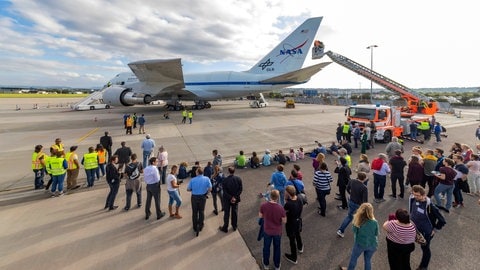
[1, 0, 480, 89]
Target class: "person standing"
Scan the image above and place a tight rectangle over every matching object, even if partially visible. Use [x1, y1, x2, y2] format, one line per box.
[334, 157, 351, 210]
[409, 185, 446, 270]
[188, 110, 193, 124]
[125, 115, 133, 135]
[372, 153, 391, 203]
[32, 144, 46, 190]
[433, 158, 456, 213]
[65, 146, 80, 190]
[212, 149, 223, 167]
[259, 189, 286, 270]
[337, 172, 369, 238]
[114, 141, 132, 176]
[181, 109, 187, 124]
[124, 153, 143, 211]
[187, 167, 212, 236]
[283, 185, 304, 265]
[340, 203, 378, 270]
[166, 165, 182, 219]
[476, 125, 480, 140]
[51, 138, 65, 155]
[105, 155, 120, 210]
[132, 112, 137, 129]
[219, 167, 243, 233]
[49, 150, 68, 197]
[389, 150, 407, 199]
[211, 165, 224, 215]
[82, 146, 98, 188]
[383, 208, 416, 270]
[157, 145, 168, 185]
[100, 131, 113, 160]
[138, 114, 146, 134]
[270, 165, 288, 206]
[369, 121, 376, 149]
[141, 134, 155, 168]
[452, 154, 468, 208]
[385, 137, 404, 159]
[96, 144, 107, 180]
[352, 124, 361, 149]
[434, 122, 442, 142]
[143, 157, 166, 220]
[313, 162, 333, 217]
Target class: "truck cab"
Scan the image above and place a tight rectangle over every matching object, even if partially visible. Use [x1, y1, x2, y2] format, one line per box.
[346, 104, 403, 143]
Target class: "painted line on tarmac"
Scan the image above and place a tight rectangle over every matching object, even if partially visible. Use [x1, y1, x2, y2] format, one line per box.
[77, 127, 99, 143]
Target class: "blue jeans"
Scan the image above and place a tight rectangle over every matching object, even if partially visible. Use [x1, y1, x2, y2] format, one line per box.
[419, 231, 433, 268]
[85, 169, 96, 187]
[125, 187, 142, 209]
[142, 150, 152, 168]
[347, 243, 376, 270]
[34, 169, 45, 189]
[278, 189, 285, 206]
[434, 183, 454, 210]
[263, 233, 281, 268]
[51, 174, 65, 193]
[373, 173, 386, 199]
[168, 190, 182, 206]
[338, 200, 360, 233]
[98, 163, 105, 177]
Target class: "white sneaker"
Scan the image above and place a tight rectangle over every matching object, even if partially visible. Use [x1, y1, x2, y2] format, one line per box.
[298, 245, 304, 254]
[336, 230, 344, 238]
[262, 262, 269, 270]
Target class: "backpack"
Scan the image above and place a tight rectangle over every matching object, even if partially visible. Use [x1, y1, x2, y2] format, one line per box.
[371, 158, 383, 170]
[125, 162, 140, 180]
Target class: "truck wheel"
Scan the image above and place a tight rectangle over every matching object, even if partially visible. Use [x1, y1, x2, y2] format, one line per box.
[383, 131, 392, 143]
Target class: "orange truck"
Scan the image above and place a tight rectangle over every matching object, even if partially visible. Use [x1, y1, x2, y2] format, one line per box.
[345, 104, 429, 143]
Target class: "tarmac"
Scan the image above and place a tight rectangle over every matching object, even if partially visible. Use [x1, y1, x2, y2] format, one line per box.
[1, 99, 480, 270]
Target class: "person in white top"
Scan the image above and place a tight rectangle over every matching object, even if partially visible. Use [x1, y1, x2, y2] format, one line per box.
[466, 154, 480, 196]
[157, 145, 169, 185]
[166, 165, 182, 218]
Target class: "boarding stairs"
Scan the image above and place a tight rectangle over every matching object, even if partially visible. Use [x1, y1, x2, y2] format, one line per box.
[325, 51, 429, 102]
[70, 90, 105, 109]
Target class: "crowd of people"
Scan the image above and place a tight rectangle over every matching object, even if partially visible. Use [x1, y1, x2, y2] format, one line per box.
[30, 115, 480, 269]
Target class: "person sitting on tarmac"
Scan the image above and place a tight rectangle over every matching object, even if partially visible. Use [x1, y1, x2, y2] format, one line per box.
[262, 150, 272, 166]
[234, 150, 247, 168]
[249, 151, 261, 169]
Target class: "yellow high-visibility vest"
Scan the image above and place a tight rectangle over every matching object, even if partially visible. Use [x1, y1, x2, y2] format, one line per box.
[32, 152, 45, 170]
[49, 157, 66, 176]
[66, 152, 78, 170]
[83, 152, 98, 170]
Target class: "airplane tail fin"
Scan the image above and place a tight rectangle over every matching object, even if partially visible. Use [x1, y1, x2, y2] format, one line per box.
[248, 17, 323, 74]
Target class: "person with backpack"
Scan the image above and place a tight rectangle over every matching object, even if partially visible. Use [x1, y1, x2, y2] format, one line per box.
[124, 153, 143, 211]
[409, 185, 446, 270]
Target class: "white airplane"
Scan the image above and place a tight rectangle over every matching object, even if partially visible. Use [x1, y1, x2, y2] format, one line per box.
[102, 17, 330, 109]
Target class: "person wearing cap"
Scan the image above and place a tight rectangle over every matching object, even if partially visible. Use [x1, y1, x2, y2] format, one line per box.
[65, 146, 80, 190]
[263, 149, 272, 166]
[141, 134, 155, 168]
[32, 145, 46, 189]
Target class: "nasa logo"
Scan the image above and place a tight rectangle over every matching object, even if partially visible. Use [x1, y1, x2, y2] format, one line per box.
[278, 40, 308, 56]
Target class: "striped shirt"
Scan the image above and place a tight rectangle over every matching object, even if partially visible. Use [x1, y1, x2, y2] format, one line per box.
[384, 220, 416, 244]
[313, 170, 333, 190]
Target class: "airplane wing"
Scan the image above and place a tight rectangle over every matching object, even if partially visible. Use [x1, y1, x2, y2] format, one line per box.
[128, 58, 185, 87]
[259, 62, 331, 84]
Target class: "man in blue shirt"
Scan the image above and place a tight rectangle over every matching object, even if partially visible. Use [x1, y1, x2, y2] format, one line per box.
[187, 167, 212, 236]
[141, 134, 155, 168]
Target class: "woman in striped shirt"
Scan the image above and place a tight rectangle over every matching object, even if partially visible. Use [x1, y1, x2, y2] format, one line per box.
[312, 162, 333, 216]
[383, 208, 416, 270]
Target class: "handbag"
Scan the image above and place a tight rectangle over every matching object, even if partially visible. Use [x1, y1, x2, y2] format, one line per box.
[415, 230, 426, 246]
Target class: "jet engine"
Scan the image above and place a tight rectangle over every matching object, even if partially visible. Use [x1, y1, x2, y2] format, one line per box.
[102, 86, 152, 106]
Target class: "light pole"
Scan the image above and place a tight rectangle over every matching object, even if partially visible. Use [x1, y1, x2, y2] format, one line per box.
[366, 45, 378, 103]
